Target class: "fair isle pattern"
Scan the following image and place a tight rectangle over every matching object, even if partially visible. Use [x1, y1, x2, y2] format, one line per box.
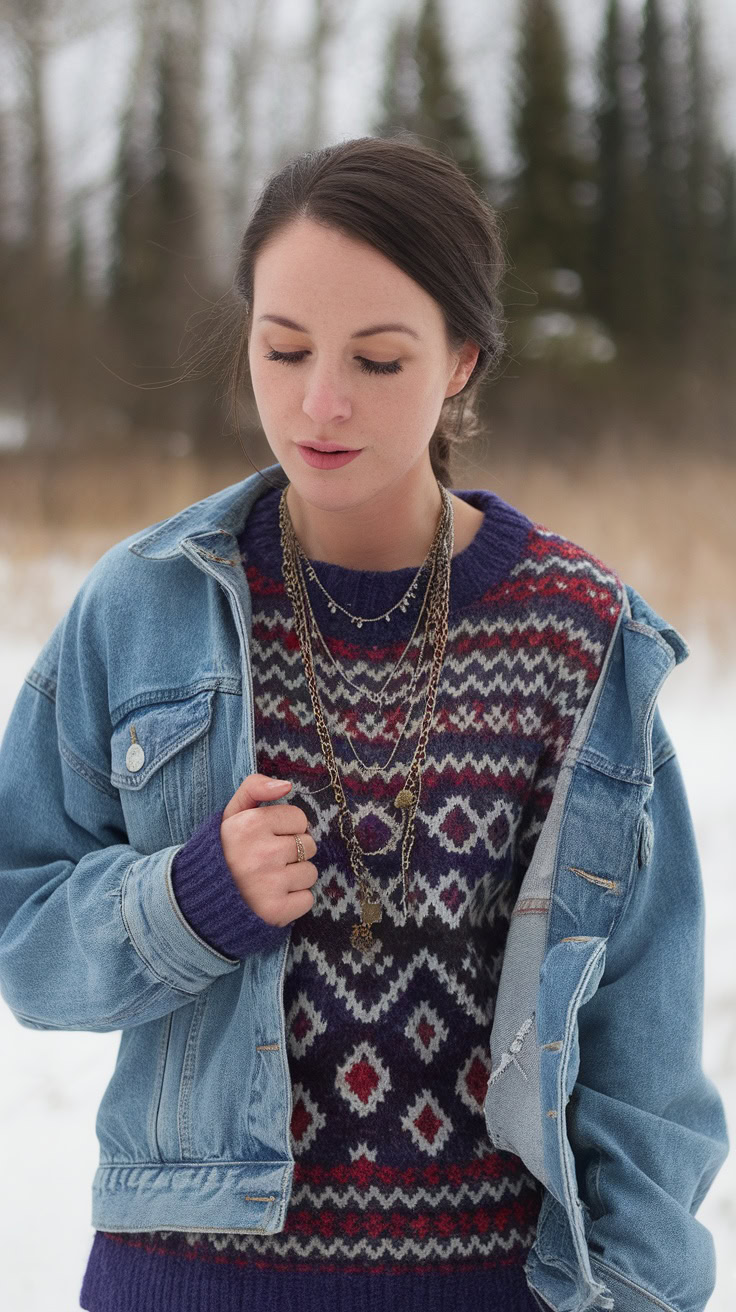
[97, 486, 624, 1299]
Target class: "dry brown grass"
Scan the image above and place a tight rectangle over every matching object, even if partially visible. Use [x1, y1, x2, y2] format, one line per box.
[1, 438, 734, 665]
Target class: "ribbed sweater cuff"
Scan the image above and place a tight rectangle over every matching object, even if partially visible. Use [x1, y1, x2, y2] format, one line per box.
[170, 806, 291, 958]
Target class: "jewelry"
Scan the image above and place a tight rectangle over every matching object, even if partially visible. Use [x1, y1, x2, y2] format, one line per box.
[293, 834, 306, 863]
[298, 529, 445, 778]
[286, 483, 450, 768]
[284, 484, 451, 810]
[288, 516, 440, 629]
[278, 482, 454, 956]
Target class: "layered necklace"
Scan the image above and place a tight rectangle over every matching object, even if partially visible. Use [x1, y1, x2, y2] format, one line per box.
[278, 482, 455, 956]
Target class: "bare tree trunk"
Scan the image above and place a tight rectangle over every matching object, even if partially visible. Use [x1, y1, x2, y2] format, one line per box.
[226, 0, 269, 255]
[302, 0, 342, 149]
[14, 4, 62, 448]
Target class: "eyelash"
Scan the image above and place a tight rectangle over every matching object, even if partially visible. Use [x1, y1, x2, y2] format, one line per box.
[264, 348, 403, 376]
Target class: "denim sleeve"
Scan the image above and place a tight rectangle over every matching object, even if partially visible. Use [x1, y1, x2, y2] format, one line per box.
[0, 625, 243, 1034]
[170, 806, 291, 958]
[567, 709, 730, 1312]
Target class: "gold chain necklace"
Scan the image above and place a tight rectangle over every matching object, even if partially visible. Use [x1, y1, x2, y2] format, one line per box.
[278, 482, 454, 956]
[282, 484, 451, 794]
[296, 521, 447, 781]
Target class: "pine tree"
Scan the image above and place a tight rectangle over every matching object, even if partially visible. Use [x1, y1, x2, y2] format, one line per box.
[590, 0, 628, 330]
[638, 0, 686, 347]
[107, 0, 165, 356]
[413, 0, 489, 188]
[107, 0, 219, 446]
[373, 0, 490, 193]
[374, 15, 419, 137]
[508, 0, 587, 293]
[714, 150, 736, 314]
[681, 0, 720, 359]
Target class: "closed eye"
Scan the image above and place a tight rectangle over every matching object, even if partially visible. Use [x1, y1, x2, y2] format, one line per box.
[264, 348, 402, 376]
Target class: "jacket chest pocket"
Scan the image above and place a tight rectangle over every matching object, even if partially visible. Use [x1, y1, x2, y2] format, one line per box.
[110, 688, 217, 853]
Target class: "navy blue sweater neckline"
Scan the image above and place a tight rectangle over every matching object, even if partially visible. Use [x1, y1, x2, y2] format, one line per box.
[238, 485, 532, 623]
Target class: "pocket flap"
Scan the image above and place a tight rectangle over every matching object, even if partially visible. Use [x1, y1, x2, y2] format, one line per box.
[110, 689, 215, 790]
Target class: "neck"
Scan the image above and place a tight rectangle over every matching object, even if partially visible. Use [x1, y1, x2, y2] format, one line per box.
[284, 464, 448, 572]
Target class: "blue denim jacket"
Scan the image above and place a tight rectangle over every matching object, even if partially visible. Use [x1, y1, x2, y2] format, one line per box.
[0, 462, 728, 1312]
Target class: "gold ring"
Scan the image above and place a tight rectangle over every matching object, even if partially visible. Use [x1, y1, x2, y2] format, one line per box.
[294, 834, 306, 862]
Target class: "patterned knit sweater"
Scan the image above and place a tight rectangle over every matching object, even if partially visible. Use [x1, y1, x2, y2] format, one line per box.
[80, 481, 624, 1312]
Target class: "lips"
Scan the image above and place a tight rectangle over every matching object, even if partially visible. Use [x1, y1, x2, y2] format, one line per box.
[300, 444, 354, 453]
[297, 444, 363, 469]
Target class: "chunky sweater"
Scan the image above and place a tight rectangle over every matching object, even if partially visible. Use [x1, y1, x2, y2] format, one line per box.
[80, 480, 624, 1312]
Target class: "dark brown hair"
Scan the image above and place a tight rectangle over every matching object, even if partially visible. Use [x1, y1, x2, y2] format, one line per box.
[193, 135, 509, 487]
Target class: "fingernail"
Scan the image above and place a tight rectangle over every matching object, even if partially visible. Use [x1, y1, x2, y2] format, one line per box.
[266, 779, 290, 789]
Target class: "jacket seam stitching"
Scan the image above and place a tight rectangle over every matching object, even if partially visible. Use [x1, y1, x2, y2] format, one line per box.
[24, 669, 57, 702]
[110, 680, 233, 725]
[95, 1159, 290, 1168]
[557, 942, 608, 1232]
[622, 616, 685, 663]
[59, 736, 118, 798]
[590, 1256, 677, 1311]
[120, 859, 207, 996]
[653, 745, 676, 774]
[576, 748, 650, 784]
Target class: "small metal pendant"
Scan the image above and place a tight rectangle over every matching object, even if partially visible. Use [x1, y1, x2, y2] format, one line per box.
[394, 788, 415, 808]
[350, 897, 382, 954]
[351, 921, 374, 954]
[362, 900, 382, 925]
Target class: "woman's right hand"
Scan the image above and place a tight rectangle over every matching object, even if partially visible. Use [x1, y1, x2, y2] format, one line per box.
[219, 773, 318, 927]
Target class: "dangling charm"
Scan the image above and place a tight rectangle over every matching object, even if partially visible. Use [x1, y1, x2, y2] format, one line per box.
[350, 894, 382, 954]
[394, 788, 415, 808]
[351, 921, 374, 954]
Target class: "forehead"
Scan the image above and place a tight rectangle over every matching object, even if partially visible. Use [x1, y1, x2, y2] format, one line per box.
[251, 217, 438, 328]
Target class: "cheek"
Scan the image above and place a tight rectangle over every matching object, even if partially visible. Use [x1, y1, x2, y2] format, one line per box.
[250, 360, 289, 420]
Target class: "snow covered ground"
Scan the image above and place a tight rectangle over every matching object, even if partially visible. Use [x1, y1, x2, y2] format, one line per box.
[0, 551, 733, 1311]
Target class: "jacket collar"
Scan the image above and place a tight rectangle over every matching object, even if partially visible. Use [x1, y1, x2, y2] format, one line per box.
[127, 461, 290, 560]
[622, 583, 690, 666]
[127, 460, 691, 673]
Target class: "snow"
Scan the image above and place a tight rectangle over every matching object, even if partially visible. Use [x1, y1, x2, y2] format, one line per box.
[0, 552, 733, 1310]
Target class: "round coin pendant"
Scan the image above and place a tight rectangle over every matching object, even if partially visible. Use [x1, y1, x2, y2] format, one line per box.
[126, 743, 145, 772]
[394, 789, 414, 808]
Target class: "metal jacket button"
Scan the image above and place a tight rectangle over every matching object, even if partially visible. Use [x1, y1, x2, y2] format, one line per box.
[126, 743, 145, 771]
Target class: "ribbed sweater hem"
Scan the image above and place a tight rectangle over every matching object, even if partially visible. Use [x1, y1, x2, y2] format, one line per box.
[79, 1231, 549, 1311]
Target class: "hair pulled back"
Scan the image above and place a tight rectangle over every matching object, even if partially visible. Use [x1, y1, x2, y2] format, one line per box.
[203, 136, 509, 487]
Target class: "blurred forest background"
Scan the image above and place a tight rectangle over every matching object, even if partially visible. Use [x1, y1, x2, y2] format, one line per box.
[0, 0, 735, 647]
[1, 0, 735, 442]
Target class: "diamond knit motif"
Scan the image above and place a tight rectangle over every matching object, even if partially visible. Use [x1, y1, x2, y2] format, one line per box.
[85, 483, 624, 1312]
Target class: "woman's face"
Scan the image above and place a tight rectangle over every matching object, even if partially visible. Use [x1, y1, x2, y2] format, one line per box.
[246, 217, 477, 506]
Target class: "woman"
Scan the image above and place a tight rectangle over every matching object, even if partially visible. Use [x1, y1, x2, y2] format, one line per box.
[0, 137, 728, 1312]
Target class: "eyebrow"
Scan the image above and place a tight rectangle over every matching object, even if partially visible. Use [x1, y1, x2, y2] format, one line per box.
[257, 314, 420, 341]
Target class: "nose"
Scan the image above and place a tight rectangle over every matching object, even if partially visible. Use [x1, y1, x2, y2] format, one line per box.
[301, 361, 352, 426]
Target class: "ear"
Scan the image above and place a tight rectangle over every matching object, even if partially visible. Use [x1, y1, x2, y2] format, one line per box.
[445, 340, 480, 399]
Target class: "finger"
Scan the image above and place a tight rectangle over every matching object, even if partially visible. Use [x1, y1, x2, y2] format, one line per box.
[282, 831, 317, 862]
[283, 860, 319, 890]
[266, 804, 313, 836]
